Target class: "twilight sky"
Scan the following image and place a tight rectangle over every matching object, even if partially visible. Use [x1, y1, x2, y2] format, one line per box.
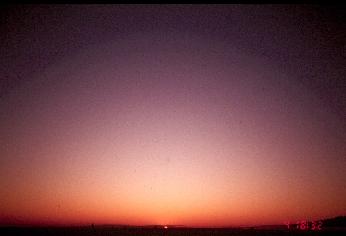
[0, 5, 345, 227]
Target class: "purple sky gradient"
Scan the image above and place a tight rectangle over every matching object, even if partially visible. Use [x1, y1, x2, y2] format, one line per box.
[0, 5, 345, 226]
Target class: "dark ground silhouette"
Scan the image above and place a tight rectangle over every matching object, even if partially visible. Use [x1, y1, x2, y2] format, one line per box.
[1, 227, 346, 236]
[1, 216, 345, 236]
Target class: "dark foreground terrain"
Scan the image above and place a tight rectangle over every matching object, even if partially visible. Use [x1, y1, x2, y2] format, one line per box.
[1, 227, 346, 236]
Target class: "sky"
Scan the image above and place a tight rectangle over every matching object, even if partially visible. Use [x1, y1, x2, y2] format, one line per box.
[0, 5, 345, 227]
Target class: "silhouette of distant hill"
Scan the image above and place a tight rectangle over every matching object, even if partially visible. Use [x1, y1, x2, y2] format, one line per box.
[250, 215, 346, 230]
[321, 216, 346, 227]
